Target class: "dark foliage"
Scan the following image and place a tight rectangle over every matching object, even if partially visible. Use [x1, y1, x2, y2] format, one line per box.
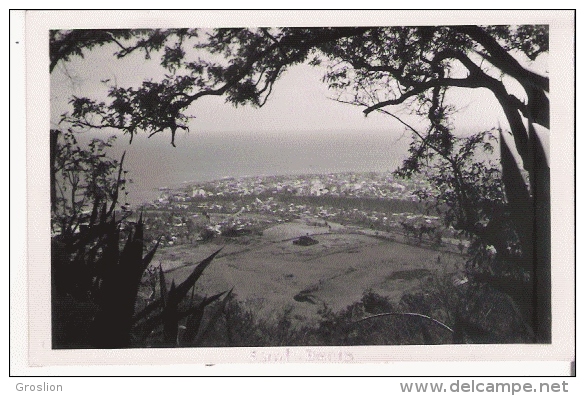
[51, 25, 550, 342]
[50, 129, 227, 348]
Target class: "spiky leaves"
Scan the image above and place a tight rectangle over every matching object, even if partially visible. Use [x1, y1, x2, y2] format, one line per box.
[528, 121, 551, 343]
[501, 120, 552, 342]
[500, 121, 551, 343]
[500, 132, 533, 266]
[132, 248, 230, 347]
[90, 213, 162, 348]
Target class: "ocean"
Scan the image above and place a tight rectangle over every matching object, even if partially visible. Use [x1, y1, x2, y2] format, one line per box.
[94, 129, 412, 205]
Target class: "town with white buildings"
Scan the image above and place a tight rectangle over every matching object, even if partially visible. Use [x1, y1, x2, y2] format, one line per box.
[183, 172, 424, 201]
[139, 171, 453, 249]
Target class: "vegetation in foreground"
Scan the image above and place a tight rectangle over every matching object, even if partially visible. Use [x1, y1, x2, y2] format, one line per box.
[50, 129, 537, 348]
[50, 25, 551, 348]
[133, 276, 533, 347]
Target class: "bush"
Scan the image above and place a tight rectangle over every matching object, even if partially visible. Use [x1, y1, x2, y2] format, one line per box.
[205, 272, 532, 347]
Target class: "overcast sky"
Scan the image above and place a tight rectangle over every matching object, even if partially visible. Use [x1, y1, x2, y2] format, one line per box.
[49, 35, 547, 140]
[48, 30, 549, 204]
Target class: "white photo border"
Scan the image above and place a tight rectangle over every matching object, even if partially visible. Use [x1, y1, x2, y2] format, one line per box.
[19, 9, 575, 375]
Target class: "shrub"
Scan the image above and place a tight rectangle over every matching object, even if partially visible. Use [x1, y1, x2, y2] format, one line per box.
[51, 131, 229, 349]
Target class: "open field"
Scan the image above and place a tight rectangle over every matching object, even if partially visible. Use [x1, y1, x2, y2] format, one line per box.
[153, 219, 466, 325]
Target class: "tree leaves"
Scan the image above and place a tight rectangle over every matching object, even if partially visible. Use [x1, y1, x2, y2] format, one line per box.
[52, 130, 129, 237]
[54, 27, 549, 150]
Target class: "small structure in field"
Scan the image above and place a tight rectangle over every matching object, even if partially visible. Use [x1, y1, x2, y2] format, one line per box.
[293, 235, 319, 246]
[222, 227, 253, 238]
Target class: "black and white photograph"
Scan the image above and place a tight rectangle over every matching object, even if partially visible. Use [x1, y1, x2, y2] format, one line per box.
[17, 10, 575, 372]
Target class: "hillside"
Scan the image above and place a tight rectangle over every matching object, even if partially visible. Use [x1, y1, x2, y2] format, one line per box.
[143, 219, 465, 325]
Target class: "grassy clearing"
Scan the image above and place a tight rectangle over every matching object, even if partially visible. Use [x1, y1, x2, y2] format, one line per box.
[140, 222, 531, 346]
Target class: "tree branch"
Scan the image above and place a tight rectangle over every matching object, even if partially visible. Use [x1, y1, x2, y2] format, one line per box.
[352, 312, 454, 334]
[363, 76, 484, 116]
[454, 25, 549, 92]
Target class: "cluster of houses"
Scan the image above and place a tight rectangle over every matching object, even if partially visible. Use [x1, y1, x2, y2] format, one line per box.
[182, 172, 428, 202]
[139, 172, 452, 249]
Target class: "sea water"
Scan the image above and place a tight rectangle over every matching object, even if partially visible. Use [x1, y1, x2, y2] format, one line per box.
[87, 129, 412, 205]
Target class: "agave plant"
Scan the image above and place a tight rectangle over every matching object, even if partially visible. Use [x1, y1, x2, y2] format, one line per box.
[54, 212, 230, 348]
[51, 127, 231, 348]
[84, 211, 162, 348]
[51, 133, 158, 349]
[499, 119, 550, 342]
[130, 248, 232, 347]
